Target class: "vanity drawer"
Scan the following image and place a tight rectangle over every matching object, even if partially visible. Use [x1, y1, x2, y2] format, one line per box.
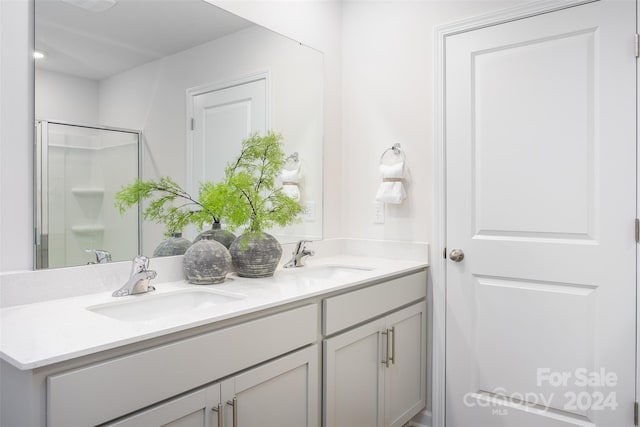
[47, 303, 318, 427]
[322, 270, 426, 335]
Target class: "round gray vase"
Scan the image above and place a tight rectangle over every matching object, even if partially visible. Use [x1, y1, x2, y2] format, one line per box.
[194, 222, 236, 249]
[152, 232, 191, 257]
[183, 235, 232, 284]
[229, 232, 282, 278]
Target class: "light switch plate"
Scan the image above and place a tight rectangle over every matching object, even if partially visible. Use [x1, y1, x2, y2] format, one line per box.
[372, 201, 385, 224]
[304, 201, 316, 222]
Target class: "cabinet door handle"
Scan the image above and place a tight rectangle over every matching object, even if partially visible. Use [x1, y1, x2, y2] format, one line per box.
[381, 329, 390, 368]
[389, 326, 395, 365]
[212, 403, 223, 426]
[227, 397, 238, 427]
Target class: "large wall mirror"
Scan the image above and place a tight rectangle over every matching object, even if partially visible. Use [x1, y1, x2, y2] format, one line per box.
[34, 0, 324, 269]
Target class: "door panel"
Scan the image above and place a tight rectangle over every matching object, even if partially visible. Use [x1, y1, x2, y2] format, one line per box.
[384, 302, 427, 427]
[445, 1, 636, 426]
[224, 345, 318, 427]
[473, 30, 596, 240]
[190, 78, 266, 189]
[324, 319, 385, 427]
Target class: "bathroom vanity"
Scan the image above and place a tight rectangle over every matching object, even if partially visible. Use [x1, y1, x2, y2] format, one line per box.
[0, 255, 427, 427]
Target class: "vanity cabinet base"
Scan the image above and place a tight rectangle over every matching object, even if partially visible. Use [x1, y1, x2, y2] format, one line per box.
[104, 345, 319, 427]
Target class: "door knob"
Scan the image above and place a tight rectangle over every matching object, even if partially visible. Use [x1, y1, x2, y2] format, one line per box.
[449, 249, 464, 262]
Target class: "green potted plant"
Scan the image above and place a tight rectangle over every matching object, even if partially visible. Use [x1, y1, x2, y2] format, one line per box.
[114, 176, 236, 250]
[115, 177, 234, 283]
[191, 181, 236, 249]
[224, 131, 305, 277]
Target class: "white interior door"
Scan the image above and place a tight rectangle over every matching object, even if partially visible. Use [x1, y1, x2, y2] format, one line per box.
[189, 77, 267, 193]
[445, 1, 636, 426]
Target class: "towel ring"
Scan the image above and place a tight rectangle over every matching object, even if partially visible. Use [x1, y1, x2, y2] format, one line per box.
[284, 152, 300, 170]
[287, 152, 299, 163]
[379, 143, 406, 164]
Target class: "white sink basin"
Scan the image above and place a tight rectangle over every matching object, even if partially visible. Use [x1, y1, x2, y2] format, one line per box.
[282, 265, 372, 281]
[87, 289, 246, 322]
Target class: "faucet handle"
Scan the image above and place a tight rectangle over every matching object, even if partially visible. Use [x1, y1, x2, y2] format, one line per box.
[295, 240, 312, 253]
[130, 255, 150, 275]
[85, 249, 112, 264]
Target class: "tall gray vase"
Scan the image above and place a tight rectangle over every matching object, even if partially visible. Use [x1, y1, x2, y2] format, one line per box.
[183, 235, 231, 284]
[229, 232, 282, 278]
[194, 222, 236, 249]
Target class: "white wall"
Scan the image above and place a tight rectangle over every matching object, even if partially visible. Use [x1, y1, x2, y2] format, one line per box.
[0, 0, 33, 272]
[35, 69, 99, 124]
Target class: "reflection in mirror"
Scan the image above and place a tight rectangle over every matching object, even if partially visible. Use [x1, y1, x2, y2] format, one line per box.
[34, 121, 140, 268]
[34, 0, 324, 269]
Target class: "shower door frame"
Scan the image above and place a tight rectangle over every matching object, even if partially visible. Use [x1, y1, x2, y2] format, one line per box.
[34, 120, 143, 269]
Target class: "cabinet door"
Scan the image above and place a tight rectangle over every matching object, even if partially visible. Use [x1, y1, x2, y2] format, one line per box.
[222, 345, 319, 427]
[384, 302, 427, 427]
[104, 385, 221, 427]
[324, 319, 386, 427]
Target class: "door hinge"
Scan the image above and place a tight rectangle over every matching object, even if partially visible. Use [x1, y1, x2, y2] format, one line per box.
[635, 33, 639, 58]
[190, 118, 195, 131]
[634, 401, 638, 425]
[635, 219, 639, 243]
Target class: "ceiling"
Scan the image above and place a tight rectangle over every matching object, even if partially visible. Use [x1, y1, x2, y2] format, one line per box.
[35, 0, 255, 80]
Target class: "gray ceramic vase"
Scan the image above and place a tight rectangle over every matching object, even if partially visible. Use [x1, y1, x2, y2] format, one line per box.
[230, 232, 282, 278]
[152, 232, 191, 257]
[194, 222, 236, 249]
[183, 235, 232, 284]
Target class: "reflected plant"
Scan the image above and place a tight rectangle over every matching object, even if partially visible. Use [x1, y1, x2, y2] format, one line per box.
[115, 176, 229, 235]
[224, 131, 305, 237]
[115, 131, 304, 240]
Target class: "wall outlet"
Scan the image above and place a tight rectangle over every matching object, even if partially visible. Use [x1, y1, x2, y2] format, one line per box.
[372, 201, 385, 224]
[303, 201, 316, 222]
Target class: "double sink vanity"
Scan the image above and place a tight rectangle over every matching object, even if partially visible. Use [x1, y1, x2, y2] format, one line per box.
[0, 241, 429, 427]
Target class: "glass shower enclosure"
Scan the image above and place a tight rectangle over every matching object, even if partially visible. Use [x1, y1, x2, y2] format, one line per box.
[35, 121, 141, 269]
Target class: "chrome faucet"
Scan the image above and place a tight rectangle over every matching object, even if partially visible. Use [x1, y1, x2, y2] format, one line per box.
[284, 240, 315, 268]
[112, 256, 157, 297]
[86, 249, 111, 264]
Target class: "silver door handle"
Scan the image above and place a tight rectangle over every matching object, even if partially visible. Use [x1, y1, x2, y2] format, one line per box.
[381, 330, 390, 368]
[389, 326, 395, 365]
[212, 403, 223, 426]
[449, 249, 465, 262]
[227, 397, 238, 427]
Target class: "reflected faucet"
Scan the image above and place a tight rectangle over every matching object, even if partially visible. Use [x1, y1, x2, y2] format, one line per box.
[112, 256, 157, 297]
[86, 249, 112, 264]
[283, 240, 315, 268]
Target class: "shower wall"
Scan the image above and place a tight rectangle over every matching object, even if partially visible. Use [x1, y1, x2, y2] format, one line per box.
[38, 122, 139, 268]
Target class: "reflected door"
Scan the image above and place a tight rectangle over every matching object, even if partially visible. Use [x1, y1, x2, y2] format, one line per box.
[445, 1, 636, 426]
[35, 121, 140, 268]
[189, 76, 267, 191]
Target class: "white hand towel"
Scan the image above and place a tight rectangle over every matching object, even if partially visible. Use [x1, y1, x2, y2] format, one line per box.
[281, 167, 302, 201]
[375, 162, 406, 204]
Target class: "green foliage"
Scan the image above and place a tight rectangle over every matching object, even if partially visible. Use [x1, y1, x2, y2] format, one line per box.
[224, 131, 305, 235]
[115, 131, 303, 238]
[114, 176, 227, 235]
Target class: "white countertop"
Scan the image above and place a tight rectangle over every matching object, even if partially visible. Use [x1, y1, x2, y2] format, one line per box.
[0, 255, 427, 370]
